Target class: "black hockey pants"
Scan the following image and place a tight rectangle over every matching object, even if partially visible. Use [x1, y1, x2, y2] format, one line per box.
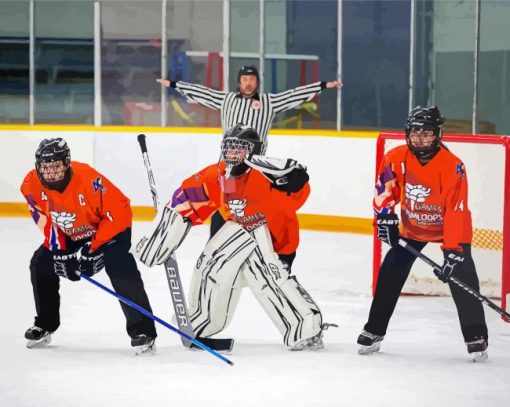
[29, 228, 157, 339]
[364, 238, 488, 343]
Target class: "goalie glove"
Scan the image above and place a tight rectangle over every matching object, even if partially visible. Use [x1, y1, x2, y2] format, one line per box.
[244, 155, 309, 194]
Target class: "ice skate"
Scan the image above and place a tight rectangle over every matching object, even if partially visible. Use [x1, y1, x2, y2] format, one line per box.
[357, 329, 384, 355]
[131, 334, 156, 356]
[466, 338, 488, 363]
[289, 331, 324, 351]
[288, 323, 337, 351]
[25, 326, 52, 349]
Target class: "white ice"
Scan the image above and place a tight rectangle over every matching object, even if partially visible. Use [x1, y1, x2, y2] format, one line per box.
[0, 218, 509, 407]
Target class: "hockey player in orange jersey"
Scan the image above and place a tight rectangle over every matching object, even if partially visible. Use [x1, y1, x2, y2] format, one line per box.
[21, 138, 157, 354]
[134, 124, 328, 350]
[357, 106, 488, 361]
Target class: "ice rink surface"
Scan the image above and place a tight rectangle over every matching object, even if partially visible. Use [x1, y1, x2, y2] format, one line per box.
[1, 218, 508, 407]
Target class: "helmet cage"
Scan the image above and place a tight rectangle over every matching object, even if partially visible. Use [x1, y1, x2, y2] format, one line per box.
[221, 137, 254, 167]
[35, 138, 72, 191]
[405, 106, 444, 160]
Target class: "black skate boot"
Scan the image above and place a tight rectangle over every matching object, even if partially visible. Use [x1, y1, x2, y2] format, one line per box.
[131, 334, 156, 356]
[357, 329, 384, 355]
[466, 337, 488, 363]
[25, 326, 52, 349]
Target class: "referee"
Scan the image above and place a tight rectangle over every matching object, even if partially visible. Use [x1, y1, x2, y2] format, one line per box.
[157, 65, 341, 265]
[157, 65, 342, 152]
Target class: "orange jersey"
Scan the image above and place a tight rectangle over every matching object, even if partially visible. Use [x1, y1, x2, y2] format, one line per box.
[374, 145, 472, 250]
[170, 162, 310, 255]
[21, 161, 132, 251]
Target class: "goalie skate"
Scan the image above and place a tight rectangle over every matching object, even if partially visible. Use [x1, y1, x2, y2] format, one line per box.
[25, 326, 52, 349]
[288, 323, 337, 351]
[467, 338, 488, 363]
[131, 334, 156, 356]
[357, 329, 384, 355]
[289, 332, 324, 351]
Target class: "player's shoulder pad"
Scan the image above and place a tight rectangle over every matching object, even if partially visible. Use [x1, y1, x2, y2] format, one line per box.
[71, 162, 109, 193]
[438, 148, 467, 178]
[22, 169, 37, 185]
[387, 144, 408, 159]
[192, 163, 218, 182]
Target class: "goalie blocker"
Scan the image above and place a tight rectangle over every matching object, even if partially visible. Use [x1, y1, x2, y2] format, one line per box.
[133, 205, 190, 267]
[133, 205, 235, 352]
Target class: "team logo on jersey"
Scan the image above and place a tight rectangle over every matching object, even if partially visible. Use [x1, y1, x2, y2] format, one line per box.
[92, 177, 105, 193]
[50, 211, 77, 230]
[228, 199, 248, 218]
[251, 100, 261, 110]
[456, 162, 465, 175]
[405, 183, 431, 211]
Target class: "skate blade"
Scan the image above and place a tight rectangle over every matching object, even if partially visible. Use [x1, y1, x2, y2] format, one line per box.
[26, 334, 51, 349]
[302, 342, 325, 351]
[134, 344, 156, 356]
[471, 351, 488, 363]
[288, 342, 325, 352]
[358, 342, 381, 355]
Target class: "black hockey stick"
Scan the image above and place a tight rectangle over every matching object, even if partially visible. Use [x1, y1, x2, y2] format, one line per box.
[398, 238, 510, 321]
[137, 134, 234, 351]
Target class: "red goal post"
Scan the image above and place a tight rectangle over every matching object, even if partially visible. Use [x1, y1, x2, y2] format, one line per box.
[373, 132, 510, 315]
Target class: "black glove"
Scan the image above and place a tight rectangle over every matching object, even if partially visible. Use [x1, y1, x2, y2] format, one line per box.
[79, 242, 105, 277]
[271, 166, 309, 194]
[52, 250, 80, 281]
[376, 213, 400, 247]
[438, 249, 464, 283]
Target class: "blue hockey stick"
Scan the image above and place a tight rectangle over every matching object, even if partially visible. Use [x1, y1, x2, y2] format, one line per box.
[79, 273, 234, 366]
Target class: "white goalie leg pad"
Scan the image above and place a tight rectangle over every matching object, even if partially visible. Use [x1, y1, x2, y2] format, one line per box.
[242, 225, 323, 348]
[188, 221, 257, 337]
[132, 205, 190, 267]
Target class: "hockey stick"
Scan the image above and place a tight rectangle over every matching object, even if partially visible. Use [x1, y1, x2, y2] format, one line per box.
[398, 238, 510, 321]
[79, 273, 233, 366]
[137, 134, 234, 352]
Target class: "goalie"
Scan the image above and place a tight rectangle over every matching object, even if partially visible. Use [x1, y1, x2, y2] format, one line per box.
[134, 124, 327, 350]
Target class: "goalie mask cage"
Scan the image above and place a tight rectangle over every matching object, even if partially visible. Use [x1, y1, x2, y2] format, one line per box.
[372, 132, 510, 315]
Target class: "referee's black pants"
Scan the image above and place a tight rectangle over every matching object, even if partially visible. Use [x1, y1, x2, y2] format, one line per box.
[29, 228, 157, 339]
[364, 238, 488, 343]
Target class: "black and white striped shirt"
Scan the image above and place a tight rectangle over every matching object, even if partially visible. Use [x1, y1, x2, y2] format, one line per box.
[170, 81, 326, 151]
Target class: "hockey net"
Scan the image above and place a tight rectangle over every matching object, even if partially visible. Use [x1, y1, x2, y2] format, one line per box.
[373, 132, 510, 315]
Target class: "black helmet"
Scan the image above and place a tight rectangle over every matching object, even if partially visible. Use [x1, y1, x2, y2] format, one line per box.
[405, 106, 445, 159]
[236, 65, 260, 96]
[221, 124, 262, 178]
[35, 138, 72, 191]
[237, 65, 259, 84]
